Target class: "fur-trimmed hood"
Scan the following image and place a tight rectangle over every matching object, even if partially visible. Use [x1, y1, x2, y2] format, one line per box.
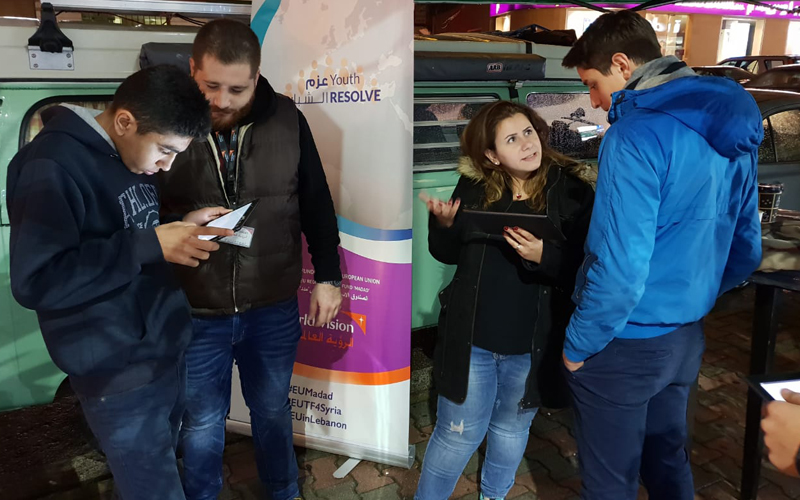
[456, 155, 597, 189]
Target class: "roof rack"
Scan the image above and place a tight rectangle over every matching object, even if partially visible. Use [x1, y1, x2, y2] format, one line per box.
[46, 0, 250, 17]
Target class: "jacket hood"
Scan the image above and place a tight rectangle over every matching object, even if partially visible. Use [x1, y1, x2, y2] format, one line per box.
[609, 75, 763, 160]
[38, 106, 118, 157]
[457, 156, 483, 181]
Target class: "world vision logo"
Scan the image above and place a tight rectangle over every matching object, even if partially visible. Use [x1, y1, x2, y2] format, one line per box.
[340, 311, 367, 335]
[299, 311, 366, 335]
[487, 62, 504, 73]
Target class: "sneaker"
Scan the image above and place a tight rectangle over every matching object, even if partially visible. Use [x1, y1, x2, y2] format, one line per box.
[479, 494, 504, 500]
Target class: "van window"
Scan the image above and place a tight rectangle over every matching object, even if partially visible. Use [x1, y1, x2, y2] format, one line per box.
[22, 98, 111, 147]
[413, 96, 498, 172]
[526, 92, 608, 160]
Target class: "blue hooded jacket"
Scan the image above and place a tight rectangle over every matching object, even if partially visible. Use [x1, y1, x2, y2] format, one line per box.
[563, 75, 763, 363]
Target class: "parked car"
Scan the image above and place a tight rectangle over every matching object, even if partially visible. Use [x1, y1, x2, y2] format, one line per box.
[749, 89, 800, 212]
[745, 64, 800, 91]
[693, 65, 755, 84]
[718, 55, 800, 75]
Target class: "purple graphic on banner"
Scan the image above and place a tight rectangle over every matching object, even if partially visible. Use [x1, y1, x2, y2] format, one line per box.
[492, 1, 800, 19]
[296, 242, 411, 375]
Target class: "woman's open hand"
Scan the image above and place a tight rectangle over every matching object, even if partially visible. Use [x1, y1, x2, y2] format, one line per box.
[420, 191, 461, 228]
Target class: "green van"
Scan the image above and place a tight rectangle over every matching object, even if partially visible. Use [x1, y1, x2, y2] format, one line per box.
[0, 19, 602, 411]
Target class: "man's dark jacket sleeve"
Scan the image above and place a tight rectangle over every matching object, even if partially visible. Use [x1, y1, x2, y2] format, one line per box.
[297, 110, 342, 283]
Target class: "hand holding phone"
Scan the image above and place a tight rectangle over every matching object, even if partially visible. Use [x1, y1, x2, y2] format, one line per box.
[184, 206, 232, 226]
[198, 200, 259, 241]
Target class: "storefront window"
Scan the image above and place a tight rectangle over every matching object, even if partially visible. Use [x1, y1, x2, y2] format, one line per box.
[495, 14, 510, 32]
[718, 19, 757, 61]
[787, 21, 800, 55]
[566, 9, 603, 38]
[646, 13, 689, 60]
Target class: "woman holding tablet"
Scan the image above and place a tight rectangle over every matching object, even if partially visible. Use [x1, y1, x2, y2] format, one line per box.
[416, 101, 595, 500]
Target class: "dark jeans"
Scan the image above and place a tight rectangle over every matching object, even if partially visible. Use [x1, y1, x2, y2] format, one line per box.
[180, 298, 302, 500]
[566, 321, 705, 500]
[75, 359, 187, 500]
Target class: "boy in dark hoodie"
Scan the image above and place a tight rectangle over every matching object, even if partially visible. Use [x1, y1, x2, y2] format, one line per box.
[6, 65, 233, 500]
[559, 11, 763, 500]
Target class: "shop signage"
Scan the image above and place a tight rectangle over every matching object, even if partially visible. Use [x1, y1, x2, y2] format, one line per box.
[493, 2, 800, 19]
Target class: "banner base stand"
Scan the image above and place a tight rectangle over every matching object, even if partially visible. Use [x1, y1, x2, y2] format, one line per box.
[226, 419, 416, 470]
[293, 434, 415, 470]
[333, 458, 361, 478]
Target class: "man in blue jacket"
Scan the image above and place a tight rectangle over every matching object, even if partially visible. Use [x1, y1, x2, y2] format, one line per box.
[6, 65, 232, 500]
[561, 11, 763, 500]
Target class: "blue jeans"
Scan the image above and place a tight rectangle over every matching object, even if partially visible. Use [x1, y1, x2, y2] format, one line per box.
[566, 321, 705, 500]
[76, 359, 186, 500]
[416, 346, 538, 500]
[180, 298, 302, 500]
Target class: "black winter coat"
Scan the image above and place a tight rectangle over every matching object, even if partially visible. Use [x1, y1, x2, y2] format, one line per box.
[430, 163, 595, 409]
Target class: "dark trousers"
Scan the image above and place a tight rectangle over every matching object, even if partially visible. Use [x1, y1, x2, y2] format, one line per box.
[75, 359, 187, 500]
[566, 321, 705, 500]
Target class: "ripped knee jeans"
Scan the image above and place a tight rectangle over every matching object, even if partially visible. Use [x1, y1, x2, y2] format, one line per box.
[415, 346, 538, 500]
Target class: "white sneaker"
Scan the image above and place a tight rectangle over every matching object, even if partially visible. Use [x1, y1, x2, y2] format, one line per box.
[479, 493, 504, 500]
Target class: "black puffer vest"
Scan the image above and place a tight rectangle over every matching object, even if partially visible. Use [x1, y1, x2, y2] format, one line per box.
[159, 78, 302, 315]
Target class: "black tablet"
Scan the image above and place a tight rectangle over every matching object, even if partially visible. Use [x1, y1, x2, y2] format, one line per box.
[461, 209, 566, 242]
[199, 199, 260, 241]
[744, 371, 800, 401]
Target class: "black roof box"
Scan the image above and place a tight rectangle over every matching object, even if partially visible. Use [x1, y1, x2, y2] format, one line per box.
[139, 42, 193, 72]
[139, 42, 548, 83]
[415, 51, 545, 82]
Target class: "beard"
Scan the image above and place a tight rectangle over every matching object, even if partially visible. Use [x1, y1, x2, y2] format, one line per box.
[211, 94, 255, 131]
